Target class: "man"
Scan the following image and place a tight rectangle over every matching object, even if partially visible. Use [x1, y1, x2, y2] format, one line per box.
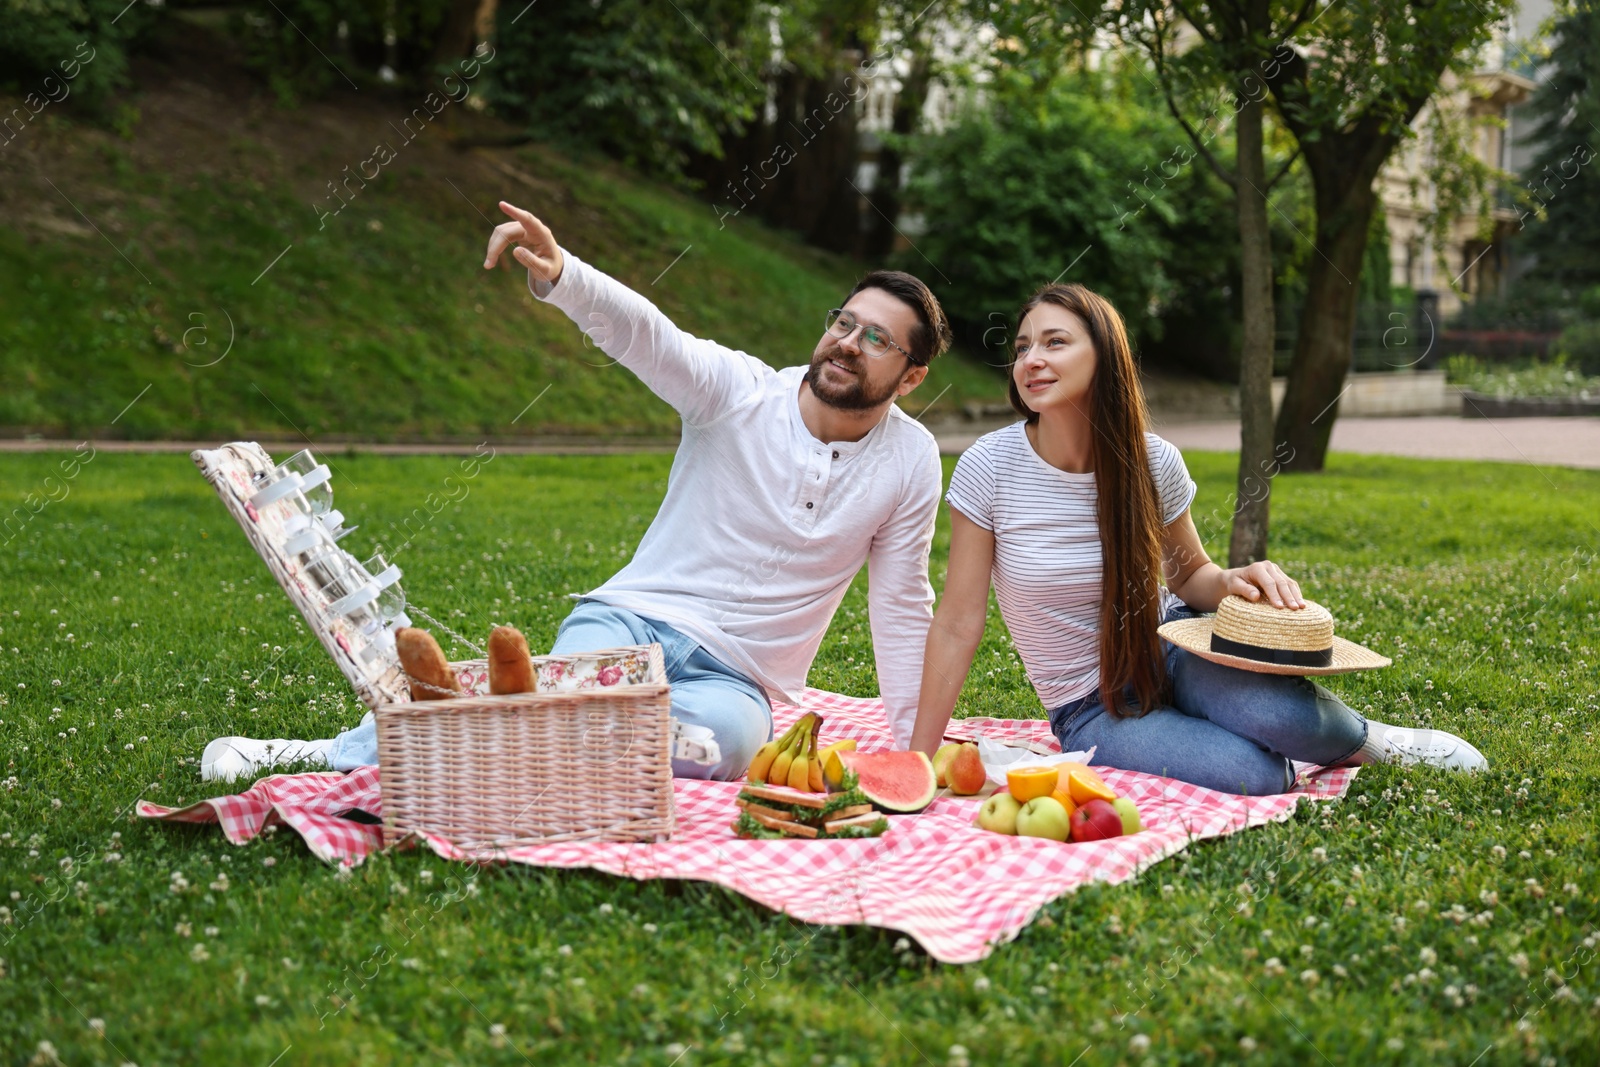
[203, 200, 951, 782]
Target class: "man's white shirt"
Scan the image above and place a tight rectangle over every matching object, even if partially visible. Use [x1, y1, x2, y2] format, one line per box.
[530, 251, 941, 747]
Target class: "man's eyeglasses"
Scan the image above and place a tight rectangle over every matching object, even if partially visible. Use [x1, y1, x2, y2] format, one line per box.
[824, 308, 918, 363]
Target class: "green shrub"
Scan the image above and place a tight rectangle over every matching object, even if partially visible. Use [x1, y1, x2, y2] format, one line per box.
[1445, 352, 1600, 397]
[490, 0, 764, 179]
[901, 66, 1240, 371]
[0, 0, 156, 114]
[1554, 318, 1600, 375]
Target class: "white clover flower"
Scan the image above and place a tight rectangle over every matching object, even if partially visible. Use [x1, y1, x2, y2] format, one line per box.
[1300, 969, 1320, 986]
[190, 942, 210, 961]
[972, 975, 991, 993]
[1420, 947, 1437, 966]
[557, 944, 572, 957]
[1239, 1036, 1257, 1053]
[1262, 957, 1286, 977]
[1129, 1034, 1151, 1053]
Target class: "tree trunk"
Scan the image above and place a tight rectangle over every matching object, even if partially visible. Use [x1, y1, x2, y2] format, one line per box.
[431, 0, 483, 64]
[861, 44, 931, 258]
[1273, 172, 1379, 471]
[1228, 93, 1276, 567]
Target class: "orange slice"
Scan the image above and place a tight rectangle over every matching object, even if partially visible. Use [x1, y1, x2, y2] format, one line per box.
[1006, 766, 1059, 804]
[1057, 761, 1116, 805]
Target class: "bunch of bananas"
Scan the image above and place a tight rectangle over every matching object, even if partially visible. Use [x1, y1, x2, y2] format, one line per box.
[745, 713, 855, 793]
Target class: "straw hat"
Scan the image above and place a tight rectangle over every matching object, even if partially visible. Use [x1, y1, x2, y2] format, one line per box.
[1158, 595, 1390, 675]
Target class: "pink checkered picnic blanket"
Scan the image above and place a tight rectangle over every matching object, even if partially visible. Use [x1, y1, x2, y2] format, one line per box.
[139, 688, 1356, 963]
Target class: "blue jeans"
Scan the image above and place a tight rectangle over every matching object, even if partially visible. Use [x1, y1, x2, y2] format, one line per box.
[1048, 607, 1368, 796]
[330, 601, 772, 781]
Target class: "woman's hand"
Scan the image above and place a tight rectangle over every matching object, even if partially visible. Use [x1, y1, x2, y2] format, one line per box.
[484, 200, 564, 284]
[1224, 560, 1304, 609]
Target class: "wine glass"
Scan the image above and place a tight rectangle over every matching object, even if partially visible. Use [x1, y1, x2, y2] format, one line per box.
[276, 449, 333, 516]
[361, 552, 407, 623]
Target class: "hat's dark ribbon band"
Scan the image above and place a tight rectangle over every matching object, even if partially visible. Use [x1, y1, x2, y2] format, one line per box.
[1210, 634, 1333, 667]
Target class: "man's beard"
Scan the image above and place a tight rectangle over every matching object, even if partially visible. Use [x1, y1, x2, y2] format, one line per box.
[804, 343, 903, 411]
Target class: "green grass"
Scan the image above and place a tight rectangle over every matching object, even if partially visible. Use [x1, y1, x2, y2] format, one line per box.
[1, 448, 1597, 1065]
[0, 107, 1004, 441]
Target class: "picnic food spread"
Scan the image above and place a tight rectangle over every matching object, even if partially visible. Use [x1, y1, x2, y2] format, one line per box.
[737, 714, 940, 838]
[975, 761, 1144, 844]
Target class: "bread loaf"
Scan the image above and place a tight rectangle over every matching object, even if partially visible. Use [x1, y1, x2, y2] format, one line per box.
[396, 627, 461, 701]
[488, 625, 536, 695]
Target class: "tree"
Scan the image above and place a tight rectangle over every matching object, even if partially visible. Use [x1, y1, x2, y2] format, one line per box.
[689, 0, 885, 250]
[491, 0, 766, 180]
[1257, 0, 1513, 470]
[1103, 1, 1315, 566]
[0, 0, 157, 112]
[1521, 0, 1600, 294]
[902, 65, 1237, 356]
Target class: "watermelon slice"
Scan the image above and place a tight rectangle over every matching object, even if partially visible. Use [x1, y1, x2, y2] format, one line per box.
[824, 750, 937, 814]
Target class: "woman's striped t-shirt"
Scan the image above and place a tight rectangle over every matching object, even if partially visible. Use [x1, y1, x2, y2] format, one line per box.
[945, 422, 1198, 710]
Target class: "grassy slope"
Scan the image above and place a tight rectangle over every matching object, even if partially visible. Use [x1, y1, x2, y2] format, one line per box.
[0, 448, 1596, 1065]
[0, 24, 1003, 441]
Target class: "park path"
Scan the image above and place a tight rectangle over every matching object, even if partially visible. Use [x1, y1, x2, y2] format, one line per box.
[938, 415, 1600, 470]
[1, 416, 1597, 468]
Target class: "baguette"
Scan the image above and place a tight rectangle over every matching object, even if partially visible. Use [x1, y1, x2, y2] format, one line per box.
[487, 625, 536, 695]
[396, 627, 460, 701]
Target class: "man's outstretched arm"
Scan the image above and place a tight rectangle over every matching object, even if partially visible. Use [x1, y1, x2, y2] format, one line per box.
[484, 200, 765, 426]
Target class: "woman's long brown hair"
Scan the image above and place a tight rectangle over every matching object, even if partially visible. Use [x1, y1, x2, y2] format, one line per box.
[1008, 283, 1166, 718]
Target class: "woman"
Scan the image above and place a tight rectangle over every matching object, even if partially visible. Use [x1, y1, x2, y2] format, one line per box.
[908, 283, 1486, 794]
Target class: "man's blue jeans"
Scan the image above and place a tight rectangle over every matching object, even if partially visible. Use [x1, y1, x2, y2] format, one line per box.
[329, 600, 773, 781]
[1049, 607, 1369, 796]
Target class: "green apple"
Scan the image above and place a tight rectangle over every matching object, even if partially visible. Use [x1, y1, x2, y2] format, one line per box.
[1015, 796, 1072, 842]
[976, 792, 1022, 835]
[1111, 796, 1143, 835]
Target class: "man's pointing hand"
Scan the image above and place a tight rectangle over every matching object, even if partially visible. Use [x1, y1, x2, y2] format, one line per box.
[484, 200, 564, 284]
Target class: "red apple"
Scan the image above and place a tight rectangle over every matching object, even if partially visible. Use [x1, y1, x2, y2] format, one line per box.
[1070, 798, 1124, 842]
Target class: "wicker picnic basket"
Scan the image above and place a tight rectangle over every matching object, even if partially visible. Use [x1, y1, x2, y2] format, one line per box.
[375, 645, 675, 849]
[192, 441, 678, 850]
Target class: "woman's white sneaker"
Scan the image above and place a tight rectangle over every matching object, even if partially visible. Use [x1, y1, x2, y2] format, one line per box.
[1379, 726, 1489, 772]
[200, 737, 335, 783]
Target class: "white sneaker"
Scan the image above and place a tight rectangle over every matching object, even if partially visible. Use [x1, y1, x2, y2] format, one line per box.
[1379, 726, 1489, 772]
[201, 736, 336, 783]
